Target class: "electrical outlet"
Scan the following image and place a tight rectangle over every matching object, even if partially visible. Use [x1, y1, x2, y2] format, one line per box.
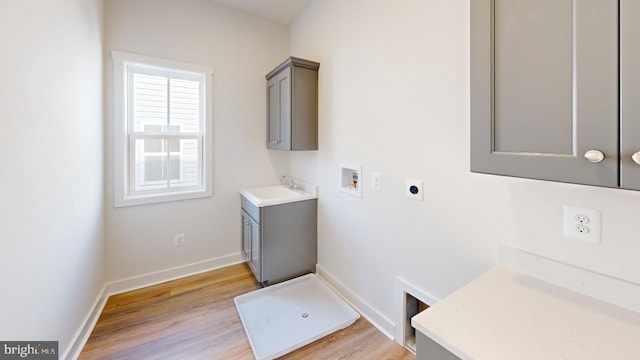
[575, 214, 590, 224]
[173, 233, 185, 247]
[563, 206, 601, 244]
[576, 224, 590, 234]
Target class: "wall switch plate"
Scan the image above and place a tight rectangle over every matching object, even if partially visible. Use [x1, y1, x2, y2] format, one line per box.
[173, 233, 185, 247]
[371, 172, 381, 190]
[563, 206, 601, 244]
[406, 179, 424, 201]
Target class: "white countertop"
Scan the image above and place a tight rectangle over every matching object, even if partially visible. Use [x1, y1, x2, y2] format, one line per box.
[240, 184, 317, 207]
[412, 267, 640, 360]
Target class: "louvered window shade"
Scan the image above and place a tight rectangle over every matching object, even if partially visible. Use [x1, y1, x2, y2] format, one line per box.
[112, 51, 212, 207]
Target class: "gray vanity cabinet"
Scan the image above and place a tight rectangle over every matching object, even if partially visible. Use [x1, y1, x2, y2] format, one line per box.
[266, 57, 320, 151]
[240, 195, 317, 286]
[470, 0, 640, 189]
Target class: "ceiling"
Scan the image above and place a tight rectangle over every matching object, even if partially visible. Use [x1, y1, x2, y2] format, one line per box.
[210, 0, 313, 25]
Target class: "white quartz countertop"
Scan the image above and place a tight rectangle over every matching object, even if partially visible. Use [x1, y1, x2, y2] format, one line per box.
[412, 267, 640, 360]
[240, 184, 317, 207]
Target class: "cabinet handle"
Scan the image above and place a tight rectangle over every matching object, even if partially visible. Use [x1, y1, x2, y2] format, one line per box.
[584, 150, 605, 163]
[633, 151, 640, 166]
[271, 140, 280, 144]
[244, 220, 251, 225]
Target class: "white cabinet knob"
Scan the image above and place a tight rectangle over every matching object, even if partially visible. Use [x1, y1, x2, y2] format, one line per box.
[633, 151, 640, 165]
[584, 150, 605, 163]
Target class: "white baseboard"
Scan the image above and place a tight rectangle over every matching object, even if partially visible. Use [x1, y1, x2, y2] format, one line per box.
[106, 252, 245, 296]
[316, 264, 395, 340]
[63, 285, 109, 360]
[64, 252, 245, 360]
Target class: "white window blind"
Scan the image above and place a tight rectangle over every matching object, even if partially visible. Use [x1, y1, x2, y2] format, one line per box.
[112, 51, 213, 207]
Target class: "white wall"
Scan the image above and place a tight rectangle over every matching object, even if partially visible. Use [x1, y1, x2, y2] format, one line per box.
[104, 0, 291, 282]
[0, 0, 105, 355]
[290, 0, 640, 333]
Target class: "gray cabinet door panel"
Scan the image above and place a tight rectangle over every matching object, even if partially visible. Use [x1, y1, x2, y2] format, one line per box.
[241, 210, 251, 260]
[248, 216, 261, 282]
[267, 77, 280, 148]
[240, 198, 262, 282]
[471, 0, 619, 187]
[494, 0, 573, 155]
[277, 69, 292, 150]
[267, 69, 292, 151]
[621, 0, 640, 190]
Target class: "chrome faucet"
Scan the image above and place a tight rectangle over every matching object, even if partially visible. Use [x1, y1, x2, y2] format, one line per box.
[280, 176, 298, 191]
[288, 179, 298, 191]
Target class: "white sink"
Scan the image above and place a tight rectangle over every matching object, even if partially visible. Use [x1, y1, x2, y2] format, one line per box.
[241, 185, 317, 207]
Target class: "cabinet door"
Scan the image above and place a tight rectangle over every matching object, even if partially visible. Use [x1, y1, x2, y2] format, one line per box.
[267, 68, 291, 150]
[248, 216, 261, 282]
[267, 76, 280, 149]
[241, 211, 251, 260]
[621, 0, 640, 190]
[471, 0, 619, 187]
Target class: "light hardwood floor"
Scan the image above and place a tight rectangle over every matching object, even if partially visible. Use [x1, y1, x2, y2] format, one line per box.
[80, 263, 415, 360]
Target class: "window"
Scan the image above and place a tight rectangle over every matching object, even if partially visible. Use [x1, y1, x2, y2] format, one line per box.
[112, 51, 213, 207]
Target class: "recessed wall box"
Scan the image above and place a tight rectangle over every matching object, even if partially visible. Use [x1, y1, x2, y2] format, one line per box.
[340, 163, 362, 198]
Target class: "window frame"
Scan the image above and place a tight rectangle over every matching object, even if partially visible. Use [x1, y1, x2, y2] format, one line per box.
[112, 51, 213, 207]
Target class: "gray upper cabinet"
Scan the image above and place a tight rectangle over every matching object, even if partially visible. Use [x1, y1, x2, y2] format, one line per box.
[621, 0, 640, 191]
[471, 0, 621, 187]
[266, 57, 320, 151]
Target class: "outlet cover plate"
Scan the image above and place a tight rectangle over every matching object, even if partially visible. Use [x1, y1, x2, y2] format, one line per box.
[563, 206, 601, 244]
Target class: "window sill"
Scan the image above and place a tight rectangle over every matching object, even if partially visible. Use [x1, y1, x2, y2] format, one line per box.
[114, 188, 212, 208]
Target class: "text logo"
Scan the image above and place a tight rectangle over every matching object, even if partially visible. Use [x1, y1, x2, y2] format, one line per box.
[1, 342, 58, 360]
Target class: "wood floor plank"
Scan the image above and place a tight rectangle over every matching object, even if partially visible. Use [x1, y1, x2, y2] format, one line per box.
[80, 263, 415, 360]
